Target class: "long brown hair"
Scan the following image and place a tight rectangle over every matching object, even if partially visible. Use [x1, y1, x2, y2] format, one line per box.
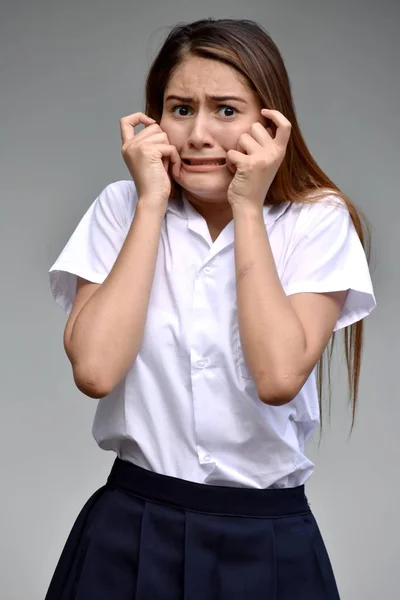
[144, 18, 370, 429]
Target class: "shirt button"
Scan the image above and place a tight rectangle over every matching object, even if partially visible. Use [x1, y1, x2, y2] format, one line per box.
[203, 454, 211, 463]
[204, 267, 212, 275]
[196, 359, 207, 369]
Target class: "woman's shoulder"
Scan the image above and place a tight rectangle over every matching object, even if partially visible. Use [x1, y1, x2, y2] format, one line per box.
[97, 179, 138, 207]
[290, 189, 347, 214]
[93, 180, 139, 227]
[284, 189, 349, 231]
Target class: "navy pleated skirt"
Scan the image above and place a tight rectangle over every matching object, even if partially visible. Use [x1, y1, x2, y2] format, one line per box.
[45, 457, 340, 599]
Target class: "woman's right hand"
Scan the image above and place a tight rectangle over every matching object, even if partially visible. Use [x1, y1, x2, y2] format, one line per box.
[120, 112, 181, 211]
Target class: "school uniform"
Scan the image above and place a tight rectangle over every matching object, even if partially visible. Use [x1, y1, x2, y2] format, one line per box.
[45, 180, 376, 599]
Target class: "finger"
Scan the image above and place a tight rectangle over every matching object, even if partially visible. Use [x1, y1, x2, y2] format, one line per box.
[261, 109, 291, 149]
[166, 145, 182, 180]
[237, 132, 260, 155]
[120, 112, 156, 145]
[162, 156, 170, 173]
[138, 132, 169, 146]
[133, 123, 165, 142]
[249, 121, 274, 146]
[226, 148, 246, 173]
[149, 144, 181, 179]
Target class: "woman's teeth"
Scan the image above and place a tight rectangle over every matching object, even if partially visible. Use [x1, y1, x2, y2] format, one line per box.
[184, 159, 225, 165]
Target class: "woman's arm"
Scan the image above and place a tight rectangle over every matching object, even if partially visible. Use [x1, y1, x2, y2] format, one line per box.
[233, 206, 346, 406]
[64, 201, 165, 398]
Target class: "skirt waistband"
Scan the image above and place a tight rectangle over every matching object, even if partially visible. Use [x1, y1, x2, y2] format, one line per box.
[106, 458, 311, 518]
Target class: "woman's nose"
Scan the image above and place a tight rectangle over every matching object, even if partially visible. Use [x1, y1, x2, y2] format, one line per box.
[187, 116, 213, 148]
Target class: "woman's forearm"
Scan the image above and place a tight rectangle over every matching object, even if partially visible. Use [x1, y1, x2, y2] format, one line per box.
[233, 206, 306, 405]
[68, 200, 165, 397]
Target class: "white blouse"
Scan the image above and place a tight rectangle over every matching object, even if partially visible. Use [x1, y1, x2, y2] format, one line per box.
[49, 181, 376, 488]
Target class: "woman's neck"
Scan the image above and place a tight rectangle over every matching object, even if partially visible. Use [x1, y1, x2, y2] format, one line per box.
[184, 192, 233, 242]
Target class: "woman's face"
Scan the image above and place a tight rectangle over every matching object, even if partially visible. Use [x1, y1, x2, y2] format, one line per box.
[160, 55, 266, 206]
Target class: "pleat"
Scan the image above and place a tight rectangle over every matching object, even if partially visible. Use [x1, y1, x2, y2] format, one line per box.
[273, 513, 340, 599]
[72, 488, 144, 599]
[45, 485, 109, 600]
[134, 501, 186, 600]
[304, 514, 341, 599]
[45, 459, 339, 600]
[183, 511, 276, 600]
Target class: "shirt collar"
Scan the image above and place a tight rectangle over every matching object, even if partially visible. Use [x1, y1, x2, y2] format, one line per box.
[166, 191, 187, 219]
[167, 189, 291, 226]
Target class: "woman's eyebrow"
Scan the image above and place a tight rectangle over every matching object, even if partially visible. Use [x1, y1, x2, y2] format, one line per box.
[164, 94, 248, 104]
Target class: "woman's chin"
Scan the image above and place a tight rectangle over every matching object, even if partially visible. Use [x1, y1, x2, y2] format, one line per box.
[181, 186, 230, 204]
[174, 171, 232, 200]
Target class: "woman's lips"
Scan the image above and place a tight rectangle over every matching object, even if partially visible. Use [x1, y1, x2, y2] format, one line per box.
[181, 160, 227, 172]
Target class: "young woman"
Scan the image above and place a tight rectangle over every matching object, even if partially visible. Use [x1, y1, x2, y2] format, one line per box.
[45, 18, 376, 600]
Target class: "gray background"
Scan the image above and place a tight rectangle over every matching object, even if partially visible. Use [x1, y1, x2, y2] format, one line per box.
[1, 0, 398, 598]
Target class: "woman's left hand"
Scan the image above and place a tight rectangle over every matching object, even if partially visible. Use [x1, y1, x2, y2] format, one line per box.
[227, 109, 291, 210]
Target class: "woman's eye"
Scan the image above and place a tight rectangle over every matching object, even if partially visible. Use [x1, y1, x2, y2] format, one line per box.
[172, 105, 192, 116]
[219, 106, 237, 117]
[171, 105, 237, 118]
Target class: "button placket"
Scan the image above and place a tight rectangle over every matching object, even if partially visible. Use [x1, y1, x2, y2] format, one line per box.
[189, 255, 221, 472]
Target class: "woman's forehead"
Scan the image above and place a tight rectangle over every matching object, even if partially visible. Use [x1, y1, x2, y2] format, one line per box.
[164, 57, 252, 99]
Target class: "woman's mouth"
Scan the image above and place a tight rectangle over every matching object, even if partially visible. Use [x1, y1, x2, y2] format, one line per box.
[181, 158, 226, 171]
[182, 158, 226, 165]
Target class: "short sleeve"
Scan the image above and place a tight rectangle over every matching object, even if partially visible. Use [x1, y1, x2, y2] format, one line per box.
[49, 180, 137, 314]
[281, 197, 376, 331]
